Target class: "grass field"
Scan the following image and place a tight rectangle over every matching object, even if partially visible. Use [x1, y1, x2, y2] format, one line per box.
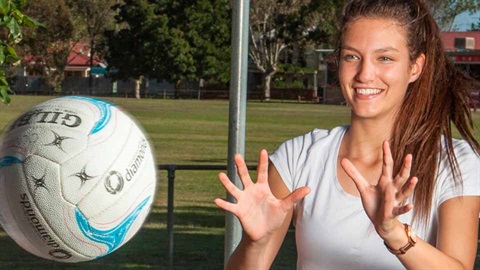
[0, 96, 478, 269]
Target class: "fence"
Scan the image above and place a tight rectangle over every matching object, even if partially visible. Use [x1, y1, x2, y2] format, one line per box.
[10, 76, 186, 98]
[9, 76, 343, 103]
[11, 76, 138, 96]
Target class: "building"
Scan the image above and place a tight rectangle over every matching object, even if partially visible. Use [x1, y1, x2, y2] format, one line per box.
[441, 31, 480, 110]
[441, 31, 480, 80]
[22, 42, 106, 78]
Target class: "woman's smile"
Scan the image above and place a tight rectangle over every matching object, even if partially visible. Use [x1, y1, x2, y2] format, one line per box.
[338, 17, 424, 120]
[354, 88, 385, 99]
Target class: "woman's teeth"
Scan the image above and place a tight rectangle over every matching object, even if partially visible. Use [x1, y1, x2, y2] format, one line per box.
[356, 88, 382, 95]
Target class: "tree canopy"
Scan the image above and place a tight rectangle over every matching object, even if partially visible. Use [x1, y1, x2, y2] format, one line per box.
[0, 0, 41, 103]
[105, 0, 231, 86]
[249, 0, 342, 100]
[21, 0, 77, 92]
[427, 0, 480, 30]
[4, 0, 480, 102]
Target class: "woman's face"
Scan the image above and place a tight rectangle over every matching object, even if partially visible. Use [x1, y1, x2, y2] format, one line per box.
[338, 17, 424, 121]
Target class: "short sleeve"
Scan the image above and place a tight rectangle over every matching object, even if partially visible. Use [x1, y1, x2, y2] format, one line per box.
[435, 140, 480, 206]
[269, 129, 330, 192]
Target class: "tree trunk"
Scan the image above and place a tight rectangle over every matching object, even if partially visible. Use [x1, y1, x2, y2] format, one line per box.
[50, 71, 64, 94]
[175, 80, 182, 99]
[134, 79, 141, 99]
[89, 39, 95, 96]
[263, 71, 275, 101]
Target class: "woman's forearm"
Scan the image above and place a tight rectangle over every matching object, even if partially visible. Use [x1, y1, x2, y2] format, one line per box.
[226, 237, 272, 270]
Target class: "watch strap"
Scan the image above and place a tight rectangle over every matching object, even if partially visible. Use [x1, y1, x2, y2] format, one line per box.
[384, 223, 416, 255]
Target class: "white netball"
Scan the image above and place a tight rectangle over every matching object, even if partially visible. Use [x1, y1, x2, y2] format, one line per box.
[0, 96, 157, 262]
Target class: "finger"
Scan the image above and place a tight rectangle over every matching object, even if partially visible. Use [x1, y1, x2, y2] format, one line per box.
[280, 186, 311, 212]
[340, 158, 371, 193]
[382, 141, 394, 180]
[394, 154, 413, 187]
[218, 172, 242, 199]
[235, 153, 253, 188]
[398, 176, 417, 201]
[214, 198, 238, 214]
[393, 203, 413, 216]
[256, 149, 269, 184]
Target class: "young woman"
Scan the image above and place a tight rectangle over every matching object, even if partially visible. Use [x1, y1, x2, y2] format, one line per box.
[215, 0, 480, 269]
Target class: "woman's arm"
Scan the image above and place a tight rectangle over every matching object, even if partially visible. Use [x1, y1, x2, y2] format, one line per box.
[390, 196, 479, 269]
[341, 141, 480, 269]
[226, 164, 295, 269]
[215, 150, 310, 269]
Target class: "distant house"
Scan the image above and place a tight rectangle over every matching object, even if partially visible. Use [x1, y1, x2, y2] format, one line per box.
[22, 42, 106, 78]
[64, 44, 97, 77]
[442, 31, 480, 110]
[441, 31, 480, 80]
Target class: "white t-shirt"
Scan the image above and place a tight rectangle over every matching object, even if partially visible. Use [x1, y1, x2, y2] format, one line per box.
[269, 125, 480, 270]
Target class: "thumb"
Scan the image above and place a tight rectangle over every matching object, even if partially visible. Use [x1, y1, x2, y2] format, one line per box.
[280, 186, 310, 211]
[341, 158, 370, 194]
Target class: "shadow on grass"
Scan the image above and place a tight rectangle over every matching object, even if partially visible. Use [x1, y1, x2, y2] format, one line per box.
[0, 204, 477, 269]
[0, 204, 297, 270]
[0, 222, 165, 269]
[152, 205, 297, 270]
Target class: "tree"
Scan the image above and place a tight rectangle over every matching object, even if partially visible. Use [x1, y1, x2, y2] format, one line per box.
[65, 0, 117, 95]
[21, 0, 77, 93]
[0, 0, 41, 104]
[427, 0, 480, 30]
[248, 0, 342, 100]
[104, 0, 231, 95]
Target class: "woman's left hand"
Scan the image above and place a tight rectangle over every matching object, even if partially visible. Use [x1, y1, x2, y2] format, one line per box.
[340, 140, 418, 238]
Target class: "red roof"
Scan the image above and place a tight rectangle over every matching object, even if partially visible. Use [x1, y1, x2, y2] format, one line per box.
[441, 31, 480, 50]
[67, 53, 97, 67]
[23, 41, 101, 67]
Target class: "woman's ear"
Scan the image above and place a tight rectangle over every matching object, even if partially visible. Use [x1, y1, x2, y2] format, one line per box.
[409, 53, 426, 83]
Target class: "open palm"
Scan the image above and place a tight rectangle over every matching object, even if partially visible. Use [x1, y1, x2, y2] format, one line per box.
[215, 150, 310, 242]
[340, 141, 418, 236]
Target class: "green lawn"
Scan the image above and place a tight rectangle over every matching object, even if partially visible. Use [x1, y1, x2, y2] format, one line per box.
[0, 96, 478, 269]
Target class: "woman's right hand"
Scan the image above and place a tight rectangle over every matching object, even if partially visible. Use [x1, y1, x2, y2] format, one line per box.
[214, 149, 310, 243]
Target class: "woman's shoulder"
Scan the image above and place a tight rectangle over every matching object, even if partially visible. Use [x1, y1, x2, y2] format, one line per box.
[271, 125, 347, 165]
[435, 139, 480, 204]
[450, 139, 479, 157]
[452, 139, 480, 175]
[439, 139, 480, 168]
[437, 138, 480, 171]
[283, 125, 348, 148]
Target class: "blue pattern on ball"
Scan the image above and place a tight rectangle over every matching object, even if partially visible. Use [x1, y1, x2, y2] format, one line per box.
[0, 156, 23, 169]
[74, 196, 151, 257]
[64, 96, 114, 135]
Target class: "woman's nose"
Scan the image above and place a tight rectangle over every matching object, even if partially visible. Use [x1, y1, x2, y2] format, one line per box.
[355, 60, 376, 83]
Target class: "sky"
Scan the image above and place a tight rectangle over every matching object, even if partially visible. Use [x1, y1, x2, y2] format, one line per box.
[451, 11, 480, 31]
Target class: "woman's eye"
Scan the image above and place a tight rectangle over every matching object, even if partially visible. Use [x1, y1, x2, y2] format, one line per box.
[379, 56, 392, 61]
[343, 54, 358, 61]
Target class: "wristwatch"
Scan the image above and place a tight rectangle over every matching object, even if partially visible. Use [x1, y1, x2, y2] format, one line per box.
[384, 223, 417, 255]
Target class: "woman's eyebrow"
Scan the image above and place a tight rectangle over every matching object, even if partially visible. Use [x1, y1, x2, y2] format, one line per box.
[341, 46, 400, 53]
[341, 46, 359, 53]
[374, 47, 399, 53]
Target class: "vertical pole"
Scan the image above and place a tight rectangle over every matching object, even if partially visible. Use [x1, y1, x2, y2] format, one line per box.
[323, 64, 328, 104]
[225, 0, 250, 266]
[167, 165, 176, 270]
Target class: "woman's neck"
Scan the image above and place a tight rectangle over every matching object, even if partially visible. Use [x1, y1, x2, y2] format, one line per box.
[342, 117, 394, 161]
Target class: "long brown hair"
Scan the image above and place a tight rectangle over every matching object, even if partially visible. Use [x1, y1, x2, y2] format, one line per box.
[337, 0, 480, 226]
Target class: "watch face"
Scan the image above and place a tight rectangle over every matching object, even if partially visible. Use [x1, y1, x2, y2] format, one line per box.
[408, 226, 417, 243]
